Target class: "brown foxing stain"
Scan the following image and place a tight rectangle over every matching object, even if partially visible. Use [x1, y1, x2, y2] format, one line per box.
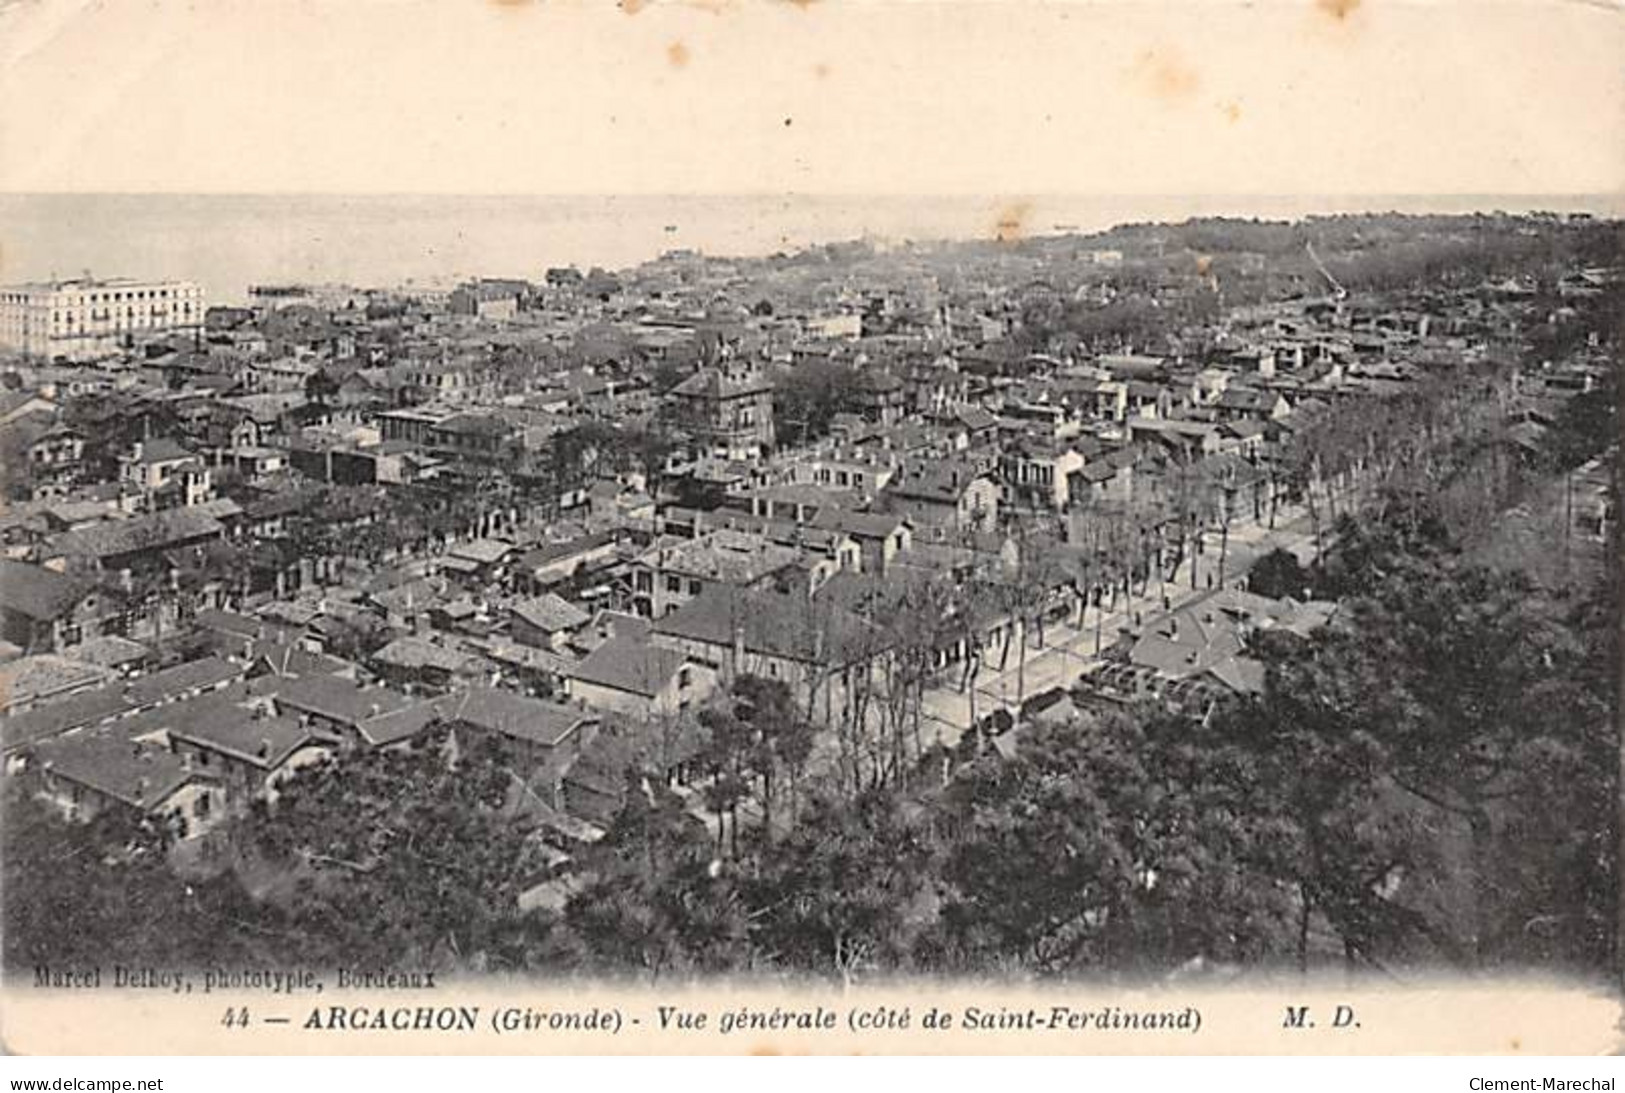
[813, 61, 831, 79]
[489, 0, 535, 8]
[1195, 254, 1213, 276]
[1317, 0, 1360, 20]
[1221, 101, 1242, 124]
[993, 201, 1031, 243]
[1129, 48, 1200, 103]
[667, 40, 690, 69]
[749, 1044, 780, 1055]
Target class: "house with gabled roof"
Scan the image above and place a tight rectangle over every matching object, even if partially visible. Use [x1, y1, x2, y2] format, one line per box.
[119, 437, 213, 511]
[629, 529, 802, 620]
[1214, 386, 1291, 423]
[808, 508, 913, 576]
[0, 686, 132, 765]
[368, 635, 481, 694]
[1093, 588, 1336, 718]
[41, 508, 224, 575]
[436, 687, 601, 774]
[649, 584, 883, 727]
[563, 634, 716, 720]
[999, 438, 1088, 512]
[166, 703, 337, 813]
[883, 458, 1000, 534]
[32, 732, 222, 838]
[0, 559, 113, 653]
[271, 673, 413, 742]
[510, 593, 591, 651]
[558, 718, 708, 827]
[0, 654, 115, 714]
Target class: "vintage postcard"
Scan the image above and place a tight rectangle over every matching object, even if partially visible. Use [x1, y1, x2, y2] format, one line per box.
[0, 0, 1622, 1057]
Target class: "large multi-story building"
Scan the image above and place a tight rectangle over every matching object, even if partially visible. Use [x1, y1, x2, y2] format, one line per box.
[0, 277, 205, 362]
[670, 361, 776, 462]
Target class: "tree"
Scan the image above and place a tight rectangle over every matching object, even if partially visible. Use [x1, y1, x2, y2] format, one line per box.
[2, 783, 268, 974]
[246, 728, 536, 971]
[1304, 552, 1612, 966]
[773, 358, 859, 445]
[1221, 645, 1441, 969]
[729, 674, 816, 839]
[936, 708, 1318, 975]
[747, 789, 933, 983]
[1247, 548, 1312, 601]
[305, 369, 340, 407]
[565, 773, 751, 979]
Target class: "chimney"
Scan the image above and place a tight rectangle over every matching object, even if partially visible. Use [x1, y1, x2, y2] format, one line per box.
[258, 738, 272, 760]
[368, 702, 381, 718]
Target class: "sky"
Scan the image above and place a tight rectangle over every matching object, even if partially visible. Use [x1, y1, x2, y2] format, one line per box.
[1, 0, 1622, 200]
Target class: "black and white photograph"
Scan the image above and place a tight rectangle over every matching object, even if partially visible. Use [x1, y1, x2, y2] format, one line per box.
[0, 0, 1621, 1062]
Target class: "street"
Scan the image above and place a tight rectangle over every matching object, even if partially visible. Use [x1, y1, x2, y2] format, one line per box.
[917, 501, 1322, 746]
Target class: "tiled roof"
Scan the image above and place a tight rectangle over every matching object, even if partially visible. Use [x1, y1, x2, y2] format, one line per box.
[439, 687, 594, 748]
[371, 636, 474, 674]
[48, 509, 223, 561]
[130, 437, 193, 464]
[169, 711, 334, 770]
[511, 594, 590, 634]
[652, 585, 878, 666]
[811, 507, 907, 540]
[887, 459, 989, 504]
[273, 674, 411, 727]
[36, 733, 204, 811]
[671, 367, 773, 400]
[0, 560, 91, 622]
[124, 657, 244, 709]
[0, 655, 113, 711]
[357, 699, 448, 748]
[0, 686, 131, 753]
[639, 531, 800, 585]
[448, 538, 514, 565]
[567, 637, 689, 698]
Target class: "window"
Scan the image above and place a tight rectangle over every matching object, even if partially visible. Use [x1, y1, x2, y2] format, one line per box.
[678, 666, 691, 689]
[688, 579, 702, 595]
[665, 575, 682, 594]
